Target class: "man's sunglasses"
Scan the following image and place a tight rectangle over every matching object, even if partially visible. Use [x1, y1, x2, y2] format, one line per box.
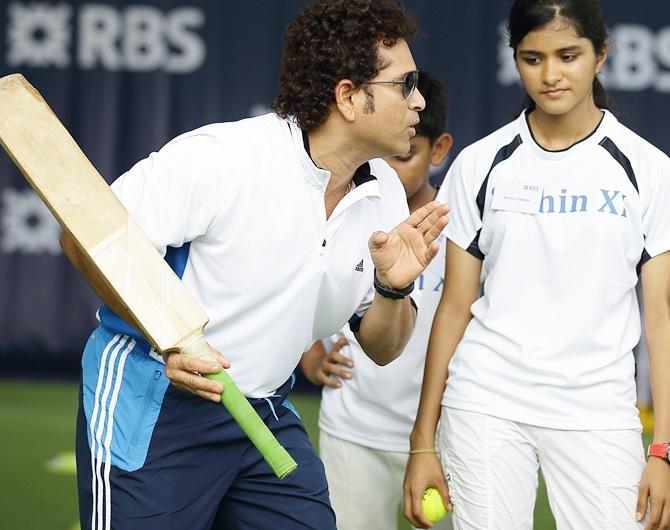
[360, 69, 419, 99]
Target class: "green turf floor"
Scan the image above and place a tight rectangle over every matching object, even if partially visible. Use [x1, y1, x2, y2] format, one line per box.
[0, 381, 80, 530]
[0, 380, 651, 530]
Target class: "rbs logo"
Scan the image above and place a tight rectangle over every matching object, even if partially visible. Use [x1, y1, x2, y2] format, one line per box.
[498, 22, 670, 93]
[5, 3, 206, 73]
[604, 25, 670, 91]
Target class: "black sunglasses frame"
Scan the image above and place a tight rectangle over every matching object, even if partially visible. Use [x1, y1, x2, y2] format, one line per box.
[360, 69, 419, 99]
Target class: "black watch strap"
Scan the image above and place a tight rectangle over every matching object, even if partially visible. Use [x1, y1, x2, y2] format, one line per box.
[373, 269, 414, 300]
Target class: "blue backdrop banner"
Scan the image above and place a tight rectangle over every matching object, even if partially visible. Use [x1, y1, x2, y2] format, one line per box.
[1, 0, 669, 370]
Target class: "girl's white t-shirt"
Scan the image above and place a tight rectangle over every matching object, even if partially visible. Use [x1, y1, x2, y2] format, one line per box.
[443, 111, 670, 430]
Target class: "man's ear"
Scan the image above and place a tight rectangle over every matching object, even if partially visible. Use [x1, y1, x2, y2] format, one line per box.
[429, 133, 453, 166]
[333, 79, 358, 123]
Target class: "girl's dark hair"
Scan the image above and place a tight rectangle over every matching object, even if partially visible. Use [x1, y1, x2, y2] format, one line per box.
[273, 0, 416, 131]
[508, 0, 610, 110]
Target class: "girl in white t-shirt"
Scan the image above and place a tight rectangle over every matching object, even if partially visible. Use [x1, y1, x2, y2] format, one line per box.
[404, 1, 670, 528]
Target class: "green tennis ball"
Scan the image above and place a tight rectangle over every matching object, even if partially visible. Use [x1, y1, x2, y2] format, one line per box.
[422, 487, 447, 523]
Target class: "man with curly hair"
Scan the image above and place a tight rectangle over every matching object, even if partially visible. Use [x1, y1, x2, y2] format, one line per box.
[65, 0, 447, 528]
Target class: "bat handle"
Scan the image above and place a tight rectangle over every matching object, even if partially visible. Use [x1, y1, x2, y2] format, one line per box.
[178, 334, 298, 479]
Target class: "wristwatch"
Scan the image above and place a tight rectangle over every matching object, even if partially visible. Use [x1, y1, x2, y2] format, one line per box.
[647, 443, 670, 464]
[373, 269, 414, 300]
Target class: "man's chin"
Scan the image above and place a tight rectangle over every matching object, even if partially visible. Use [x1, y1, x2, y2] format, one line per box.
[393, 141, 411, 157]
[376, 140, 410, 161]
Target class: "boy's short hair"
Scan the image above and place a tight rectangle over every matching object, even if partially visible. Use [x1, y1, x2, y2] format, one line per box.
[415, 72, 448, 144]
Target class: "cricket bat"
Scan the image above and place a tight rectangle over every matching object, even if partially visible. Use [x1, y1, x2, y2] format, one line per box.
[0, 73, 297, 479]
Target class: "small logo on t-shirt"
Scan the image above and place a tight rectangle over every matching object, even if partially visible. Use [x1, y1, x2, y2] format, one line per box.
[355, 259, 364, 272]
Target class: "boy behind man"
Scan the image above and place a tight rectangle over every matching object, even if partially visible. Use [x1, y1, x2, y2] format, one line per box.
[301, 71, 454, 530]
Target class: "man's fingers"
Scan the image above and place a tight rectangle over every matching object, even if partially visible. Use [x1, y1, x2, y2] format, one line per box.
[165, 355, 224, 397]
[170, 353, 222, 374]
[368, 230, 388, 251]
[216, 352, 232, 369]
[422, 213, 449, 245]
[194, 389, 224, 403]
[407, 201, 449, 231]
[171, 380, 223, 403]
[424, 241, 440, 265]
[405, 200, 443, 227]
[181, 370, 224, 394]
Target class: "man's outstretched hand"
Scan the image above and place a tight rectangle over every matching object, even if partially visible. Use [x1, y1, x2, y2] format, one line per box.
[370, 200, 449, 289]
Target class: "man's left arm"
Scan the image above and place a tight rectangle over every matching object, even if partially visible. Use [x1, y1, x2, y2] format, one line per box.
[356, 200, 448, 365]
[355, 292, 416, 366]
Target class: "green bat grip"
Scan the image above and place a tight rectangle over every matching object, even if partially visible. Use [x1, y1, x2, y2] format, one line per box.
[178, 335, 297, 479]
[206, 369, 298, 479]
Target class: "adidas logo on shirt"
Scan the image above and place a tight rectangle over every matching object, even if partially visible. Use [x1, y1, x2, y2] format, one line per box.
[355, 260, 364, 272]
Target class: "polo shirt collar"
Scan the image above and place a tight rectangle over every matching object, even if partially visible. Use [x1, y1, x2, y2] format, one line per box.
[286, 119, 380, 198]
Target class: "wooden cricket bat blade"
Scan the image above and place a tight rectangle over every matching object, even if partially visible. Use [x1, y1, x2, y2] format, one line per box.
[0, 73, 208, 352]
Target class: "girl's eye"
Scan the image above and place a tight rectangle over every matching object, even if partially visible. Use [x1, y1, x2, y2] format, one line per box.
[524, 57, 540, 65]
[562, 54, 577, 62]
[395, 154, 413, 162]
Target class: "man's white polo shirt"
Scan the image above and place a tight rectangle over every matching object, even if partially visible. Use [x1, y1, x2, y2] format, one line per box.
[101, 113, 412, 398]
